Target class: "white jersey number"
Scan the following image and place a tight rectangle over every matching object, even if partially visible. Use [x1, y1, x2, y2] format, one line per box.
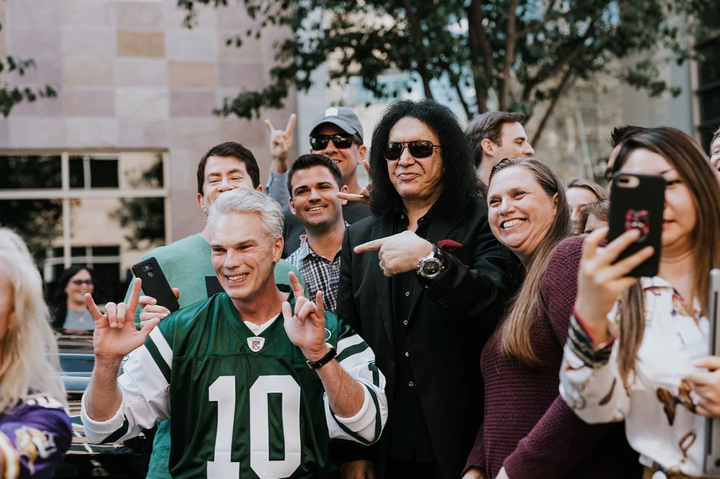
[207, 375, 302, 479]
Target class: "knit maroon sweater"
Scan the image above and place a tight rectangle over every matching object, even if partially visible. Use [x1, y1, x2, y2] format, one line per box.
[465, 236, 640, 479]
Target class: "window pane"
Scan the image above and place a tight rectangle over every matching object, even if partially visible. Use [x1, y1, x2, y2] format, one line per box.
[69, 158, 84, 188]
[90, 159, 119, 188]
[698, 40, 720, 87]
[71, 246, 86, 257]
[699, 87, 720, 124]
[122, 152, 164, 189]
[0, 199, 63, 261]
[93, 262, 123, 303]
[0, 156, 61, 189]
[93, 246, 120, 256]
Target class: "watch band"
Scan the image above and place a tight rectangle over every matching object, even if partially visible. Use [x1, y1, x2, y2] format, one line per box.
[306, 345, 336, 370]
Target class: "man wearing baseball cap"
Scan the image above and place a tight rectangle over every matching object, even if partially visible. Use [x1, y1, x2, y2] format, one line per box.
[266, 107, 373, 256]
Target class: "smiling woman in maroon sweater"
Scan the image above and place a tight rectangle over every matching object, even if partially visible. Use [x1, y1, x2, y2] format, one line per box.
[463, 158, 639, 479]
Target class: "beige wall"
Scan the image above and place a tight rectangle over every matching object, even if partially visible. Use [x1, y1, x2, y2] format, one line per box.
[0, 0, 297, 242]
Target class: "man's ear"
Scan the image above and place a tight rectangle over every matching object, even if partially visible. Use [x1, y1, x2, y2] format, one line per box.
[197, 193, 207, 213]
[272, 236, 284, 263]
[289, 197, 297, 215]
[358, 145, 368, 162]
[256, 184, 265, 193]
[480, 138, 496, 157]
[339, 185, 349, 206]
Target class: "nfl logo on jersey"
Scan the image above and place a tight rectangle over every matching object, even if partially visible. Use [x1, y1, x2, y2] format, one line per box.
[247, 337, 265, 352]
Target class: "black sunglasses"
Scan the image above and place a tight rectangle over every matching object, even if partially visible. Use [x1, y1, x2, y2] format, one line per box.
[383, 140, 441, 161]
[70, 279, 93, 286]
[310, 134, 358, 150]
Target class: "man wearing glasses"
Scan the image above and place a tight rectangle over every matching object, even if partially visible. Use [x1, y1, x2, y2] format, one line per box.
[265, 107, 372, 256]
[334, 100, 512, 479]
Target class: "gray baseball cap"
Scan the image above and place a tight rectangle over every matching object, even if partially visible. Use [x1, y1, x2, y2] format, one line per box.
[309, 107, 364, 143]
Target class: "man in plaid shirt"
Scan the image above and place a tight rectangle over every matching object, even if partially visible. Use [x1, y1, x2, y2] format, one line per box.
[286, 154, 349, 313]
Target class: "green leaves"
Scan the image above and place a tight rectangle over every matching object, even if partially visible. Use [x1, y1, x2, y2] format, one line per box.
[178, 0, 713, 124]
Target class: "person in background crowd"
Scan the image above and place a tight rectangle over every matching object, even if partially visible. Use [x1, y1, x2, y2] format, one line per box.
[336, 99, 511, 479]
[286, 154, 349, 313]
[579, 200, 610, 235]
[463, 158, 638, 479]
[566, 178, 608, 234]
[82, 189, 388, 478]
[124, 142, 304, 479]
[0, 228, 72, 478]
[560, 127, 720, 478]
[51, 265, 97, 333]
[605, 125, 647, 185]
[709, 126, 720, 180]
[465, 111, 535, 189]
[265, 108, 373, 257]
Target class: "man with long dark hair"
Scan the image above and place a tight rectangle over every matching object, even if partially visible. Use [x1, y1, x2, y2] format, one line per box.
[335, 100, 513, 479]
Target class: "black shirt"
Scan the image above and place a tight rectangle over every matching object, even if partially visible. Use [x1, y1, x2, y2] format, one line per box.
[282, 202, 371, 258]
[387, 207, 436, 462]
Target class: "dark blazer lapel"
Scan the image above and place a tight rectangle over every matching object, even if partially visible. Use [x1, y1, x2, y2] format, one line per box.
[408, 204, 465, 316]
[371, 219, 395, 346]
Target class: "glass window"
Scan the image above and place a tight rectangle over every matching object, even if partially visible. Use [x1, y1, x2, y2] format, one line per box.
[0, 156, 62, 189]
[0, 150, 168, 304]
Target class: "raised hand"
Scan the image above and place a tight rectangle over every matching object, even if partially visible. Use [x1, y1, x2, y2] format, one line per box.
[354, 230, 433, 277]
[338, 159, 372, 204]
[139, 288, 180, 325]
[574, 226, 654, 347]
[86, 278, 161, 362]
[266, 114, 296, 163]
[282, 272, 329, 361]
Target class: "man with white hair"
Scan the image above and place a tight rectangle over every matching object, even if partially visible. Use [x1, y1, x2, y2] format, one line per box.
[81, 189, 388, 479]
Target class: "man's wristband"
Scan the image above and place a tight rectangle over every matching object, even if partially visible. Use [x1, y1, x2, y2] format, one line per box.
[306, 345, 336, 370]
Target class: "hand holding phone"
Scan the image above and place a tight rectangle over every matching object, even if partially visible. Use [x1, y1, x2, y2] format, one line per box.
[573, 226, 655, 346]
[131, 258, 180, 314]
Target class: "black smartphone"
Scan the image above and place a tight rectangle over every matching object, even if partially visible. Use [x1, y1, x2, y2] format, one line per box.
[131, 258, 179, 313]
[705, 269, 720, 474]
[607, 173, 665, 277]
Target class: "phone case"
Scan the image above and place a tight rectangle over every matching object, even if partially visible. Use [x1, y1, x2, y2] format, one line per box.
[131, 258, 180, 313]
[705, 269, 720, 474]
[607, 173, 665, 278]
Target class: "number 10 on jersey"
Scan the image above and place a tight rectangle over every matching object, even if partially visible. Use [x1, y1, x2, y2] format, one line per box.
[208, 375, 302, 479]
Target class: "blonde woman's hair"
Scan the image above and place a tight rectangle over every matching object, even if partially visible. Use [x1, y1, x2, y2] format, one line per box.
[489, 158, 573, 366]
[612, 127, 720, 385]
[0, 228, 67, 412]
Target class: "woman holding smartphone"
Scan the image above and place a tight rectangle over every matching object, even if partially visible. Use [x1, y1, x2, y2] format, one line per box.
[560, 127, 720, 478]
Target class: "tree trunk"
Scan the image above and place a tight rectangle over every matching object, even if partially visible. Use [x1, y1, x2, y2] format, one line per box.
[498, 0, 518, 111]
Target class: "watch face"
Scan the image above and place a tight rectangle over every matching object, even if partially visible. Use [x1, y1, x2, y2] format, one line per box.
[422, 259, 441, 276]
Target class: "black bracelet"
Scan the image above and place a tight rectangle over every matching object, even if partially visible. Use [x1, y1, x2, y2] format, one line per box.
[306, 345, 336, 370]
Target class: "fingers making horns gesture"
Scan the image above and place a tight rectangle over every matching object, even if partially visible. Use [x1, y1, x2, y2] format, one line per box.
[281, 272, 330, 361]
[85, 278, 160, 361]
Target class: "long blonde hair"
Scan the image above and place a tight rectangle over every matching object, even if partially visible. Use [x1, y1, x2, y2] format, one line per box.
[489, 158, 573, 366]
[0, 228, 67, 412]
[612, 127, 720, 385]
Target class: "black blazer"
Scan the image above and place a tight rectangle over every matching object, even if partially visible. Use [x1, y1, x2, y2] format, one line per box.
[336, 195, 513, 479]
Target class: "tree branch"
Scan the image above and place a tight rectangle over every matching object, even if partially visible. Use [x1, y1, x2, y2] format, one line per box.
[531, 66, 575, 145]
[516, 6, 579, 38]
[521, 21, 595, 103]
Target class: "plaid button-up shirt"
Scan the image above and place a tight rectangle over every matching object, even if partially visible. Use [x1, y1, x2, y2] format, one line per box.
[286, 236, 342, 313]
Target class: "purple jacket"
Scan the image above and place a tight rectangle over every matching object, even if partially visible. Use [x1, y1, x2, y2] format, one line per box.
[0, 395, 72, 479]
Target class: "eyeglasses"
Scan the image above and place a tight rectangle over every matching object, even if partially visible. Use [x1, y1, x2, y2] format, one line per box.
[383, 141, 441, 161]
[309, 134, 358, 150]
[70, 279, 93, 286]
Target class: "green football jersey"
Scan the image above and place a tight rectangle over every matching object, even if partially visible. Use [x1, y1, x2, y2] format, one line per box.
[82, 287, 386, 479]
